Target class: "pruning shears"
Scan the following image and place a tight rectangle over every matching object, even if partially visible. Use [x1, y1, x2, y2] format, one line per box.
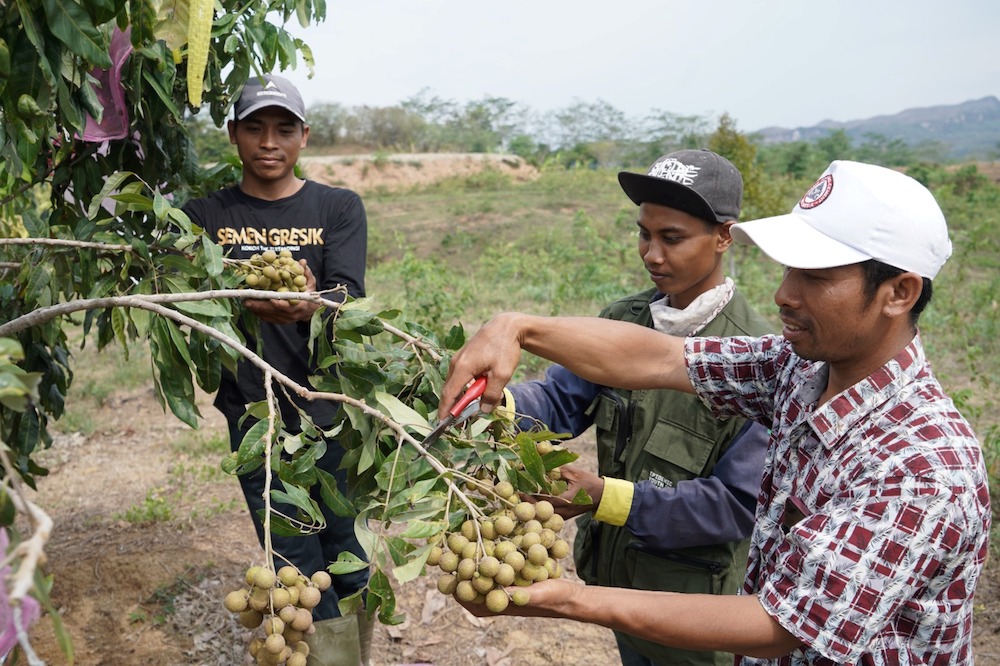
[423, 376, 488, 447]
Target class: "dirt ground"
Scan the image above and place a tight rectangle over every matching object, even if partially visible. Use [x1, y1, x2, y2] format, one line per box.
[16, 155, 1000, 665]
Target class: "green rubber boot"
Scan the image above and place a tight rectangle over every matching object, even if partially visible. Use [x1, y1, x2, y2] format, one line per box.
[305, 614, 361, 666]
[357, 611, 375, 666]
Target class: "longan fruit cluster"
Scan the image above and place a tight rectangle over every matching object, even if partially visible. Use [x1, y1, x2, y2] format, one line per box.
[430, 475, 570, 614]
[223, 565, 330, 666]
[235, 250, 308, 294]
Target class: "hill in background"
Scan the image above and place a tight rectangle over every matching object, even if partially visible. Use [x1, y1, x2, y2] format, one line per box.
[754, 96, 1000, 160]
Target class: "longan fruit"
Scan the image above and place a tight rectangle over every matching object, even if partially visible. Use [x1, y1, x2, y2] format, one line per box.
[494, 481, 514, 498]
[287, 652, 307, 666]
[513, 502, 536, 522]
[253, 568, 276, 590]
[437, 574, 458, 595]
[224, 590, 248, 613]
[503, 551, 525, 571]
[311, 571, 332, 592]
[438, 551, 459, 573]
[456, 558, 477, 581]
[264, 633, 285, 655]
[550, 539, 570, 559]
[239, 609, 264, 629]
[472, 574, 495, 594]
[494, 516, 515, 536]
[543, 514, 565, 532]
[494, 563, 516, 586]
[511, 589, 531, 606]
[262, 250, 278, 263]
[270, 587, 291, 610]
[427, 545, 443, 567]
[485, 588, 509, 613]
[455, 580, 478, 602]
[291, 607, 314, 632]
[278, 566, 300, 587]
[527, 543, 548, 566]
[447, 533, 469, 555]
[479, 520, 497, 540]
[298, 586, 322, 609]
[460, 520, 477, 541]
[534, 500, 555, 522]
[478, 556, 500, 578]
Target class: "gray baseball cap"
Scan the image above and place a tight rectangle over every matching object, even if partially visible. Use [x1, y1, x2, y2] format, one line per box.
[618, 149, 743, 223]
[234, 74, 306, 122]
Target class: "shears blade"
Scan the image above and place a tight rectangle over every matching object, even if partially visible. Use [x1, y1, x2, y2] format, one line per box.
[423, 376, 488, 447]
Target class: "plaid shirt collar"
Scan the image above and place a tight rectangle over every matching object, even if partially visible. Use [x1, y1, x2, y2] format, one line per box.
[793, 333, 926, 450]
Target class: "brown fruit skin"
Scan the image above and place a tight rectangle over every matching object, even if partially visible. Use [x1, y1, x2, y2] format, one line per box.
[311, 570, 332, 592]
[253, 568, 276, 590]
[239, 609, 264, 629]
[287, 652, 307, 666]
[224, 589, 248, 613]
[264, 633, 286, 655]
[485, 588, 510, 613]
[298, 585, 322, 609]
[291, 607, 314, 632]
[437, 574, 459, 595]
[454, 580, 478, 602]
[278, 566, 299, 587]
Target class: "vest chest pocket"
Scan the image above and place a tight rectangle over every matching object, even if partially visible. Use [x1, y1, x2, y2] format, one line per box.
[639, 420, 718, 485]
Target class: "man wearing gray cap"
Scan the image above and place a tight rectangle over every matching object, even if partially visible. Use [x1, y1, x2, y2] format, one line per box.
[505, 149, 772, 666]
[440, 161, 990, 664]
[183, 74, 372, 665]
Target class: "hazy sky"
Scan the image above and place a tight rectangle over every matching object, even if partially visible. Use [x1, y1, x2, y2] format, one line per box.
[278, 1, 999, 132]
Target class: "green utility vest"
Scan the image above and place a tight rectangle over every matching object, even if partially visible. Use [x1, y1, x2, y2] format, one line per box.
[574, 288, 772, 666]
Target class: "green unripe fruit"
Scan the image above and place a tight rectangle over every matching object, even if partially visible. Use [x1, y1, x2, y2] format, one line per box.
[427, 545, 443, 566]
[511, 589, 531, 606]
[460, 520, 477, 540]
[245, 273, 260, 287]
[262, 250, 278, 263]
[437, 574, 458, 595]
[485, 589, 509, 613]
[479, 520, 496, 540]
[461, 542, 480, 560]
[262, 266, 279, 281]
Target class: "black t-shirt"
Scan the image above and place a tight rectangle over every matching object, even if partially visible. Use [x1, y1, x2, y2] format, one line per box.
[183, 180, 367, 427]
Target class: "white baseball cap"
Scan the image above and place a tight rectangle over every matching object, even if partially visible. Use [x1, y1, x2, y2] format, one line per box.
[731, 160, 952, 279]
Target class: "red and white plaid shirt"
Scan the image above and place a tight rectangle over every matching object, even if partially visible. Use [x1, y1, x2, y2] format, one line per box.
[686, 334, 990, 665]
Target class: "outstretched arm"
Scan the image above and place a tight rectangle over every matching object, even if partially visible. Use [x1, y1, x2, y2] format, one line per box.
[469, 578, 801, 659]
[442, 313, 692, 416]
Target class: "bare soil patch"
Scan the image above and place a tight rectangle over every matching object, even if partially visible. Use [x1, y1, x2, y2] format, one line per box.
[299, 153, 539, 194]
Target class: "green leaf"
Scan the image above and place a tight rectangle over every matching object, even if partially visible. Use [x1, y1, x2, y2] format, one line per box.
[41, 0, 113, 68]
[200, 238, 224, 277]
[391, 543, 431, 584]
[270, 483, 324, 525]
[236, 419, 270, 466]
[87, 171, 135, 219]
[316, 468, 356, 518]
[374, 391, 429, 431]
[173, 299, 230, 318]
[516, 433, 548, 487]
[326, 551, 369, 575]
[399, 519, 447, 540]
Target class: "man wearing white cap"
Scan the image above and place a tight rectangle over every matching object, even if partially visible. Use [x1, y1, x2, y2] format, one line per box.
[439, 161, 990, 664]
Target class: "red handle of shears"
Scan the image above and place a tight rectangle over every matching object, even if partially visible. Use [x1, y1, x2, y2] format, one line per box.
[448, 376, 488, 418]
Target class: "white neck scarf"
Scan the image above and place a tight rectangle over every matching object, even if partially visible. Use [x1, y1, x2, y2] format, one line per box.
[648, 277, 735, 336]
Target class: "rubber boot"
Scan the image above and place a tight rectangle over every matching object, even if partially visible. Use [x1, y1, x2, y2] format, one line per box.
[357, 611, 374, 666]
[305, 614, 361, 666]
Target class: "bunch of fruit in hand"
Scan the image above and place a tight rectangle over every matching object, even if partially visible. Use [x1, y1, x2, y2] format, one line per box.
[233, 250, 308, 294]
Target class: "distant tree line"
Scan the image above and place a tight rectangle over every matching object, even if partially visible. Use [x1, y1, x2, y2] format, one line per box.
[188, 89, 978, 182]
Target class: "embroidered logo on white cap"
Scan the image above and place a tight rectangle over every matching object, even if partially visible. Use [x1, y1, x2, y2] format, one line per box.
[799, 174, 833, 210]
